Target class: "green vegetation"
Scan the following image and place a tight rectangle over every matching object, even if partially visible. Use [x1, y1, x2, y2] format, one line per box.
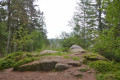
[88, 60, 120, 80]
[0, 0, 49, 55]
[0, 51, 72, 70]
[0, 52, 38, 70]
[64, 56, 80, 61]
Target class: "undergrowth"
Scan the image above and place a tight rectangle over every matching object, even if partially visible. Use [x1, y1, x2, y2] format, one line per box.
[0, 52, 38, 70]
[88, 60, 120, 80]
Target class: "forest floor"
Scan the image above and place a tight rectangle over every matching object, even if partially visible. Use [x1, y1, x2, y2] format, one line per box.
[0, 47, 96, 80]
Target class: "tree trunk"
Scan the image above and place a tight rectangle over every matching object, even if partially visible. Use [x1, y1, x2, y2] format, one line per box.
[6, 0, 11, 53]
[97, 0, 102, 32]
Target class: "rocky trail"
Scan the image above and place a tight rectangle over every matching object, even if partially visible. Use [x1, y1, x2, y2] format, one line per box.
[0, 45, 100, 80]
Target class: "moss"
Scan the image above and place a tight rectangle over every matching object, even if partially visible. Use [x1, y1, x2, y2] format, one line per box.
[89, 60, 113, 73]
[83, 53, 108, 61]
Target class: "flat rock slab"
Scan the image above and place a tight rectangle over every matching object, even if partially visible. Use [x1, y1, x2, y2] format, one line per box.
[16, 59, 59, 71]
[40, 50, 58, 55]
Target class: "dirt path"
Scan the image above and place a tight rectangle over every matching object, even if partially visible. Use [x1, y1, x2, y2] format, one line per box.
[0, 52, 96, 80]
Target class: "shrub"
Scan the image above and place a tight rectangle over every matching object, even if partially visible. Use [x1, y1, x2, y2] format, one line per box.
[97, 71, 120, 80]
[0, 52, 37, 70]
[93, 29, 120, 62]
[13, 57, 39, 70]
[89, 60, 113, 73]
[0, 59, 15, 70]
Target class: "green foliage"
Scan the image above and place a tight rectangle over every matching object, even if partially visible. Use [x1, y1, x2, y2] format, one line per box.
[97, 71, 120, 80]
[0, 52, 37, 70]
[30, 30, 49, 51]
[93, 27, 120, 62]
[89, 60, 113, 73]
[13, 57, 39, 70]
[0, 59, 15, 70]
[0, 23, 7, 54]
[11, 26, 33, 52]
[92, 0, 120, 62]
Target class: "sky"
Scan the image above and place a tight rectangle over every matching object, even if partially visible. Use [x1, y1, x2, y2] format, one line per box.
[36, 0, 78, 39]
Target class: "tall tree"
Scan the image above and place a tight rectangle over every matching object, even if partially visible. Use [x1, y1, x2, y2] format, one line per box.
[69, 0, 97, 48]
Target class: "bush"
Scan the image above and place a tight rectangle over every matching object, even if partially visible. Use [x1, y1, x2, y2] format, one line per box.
[93, 29, 120, 62]
[0, 52, 37, 70]
[97, 71, 120, 80]
[0, 59, 15, 70]
[89, 60, 113, 73]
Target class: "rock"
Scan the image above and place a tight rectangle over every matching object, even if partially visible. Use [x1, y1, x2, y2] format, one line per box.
[70, 45, 82, 49]
[83, 53, 108, 61]
[69, 45, 86, 53]
[55, 63, 70, 71]
[88, 71, 92, 73]
[74, 73, 83, 78]
[16, 59, 59, 71]
[78, 68, 88, 72]
[40, 59, 58, 71]
[40, 50, 58, 55]
[16, 61, 42, 71]
[67, 61, 81, 67]
[79, 58, 87, 64]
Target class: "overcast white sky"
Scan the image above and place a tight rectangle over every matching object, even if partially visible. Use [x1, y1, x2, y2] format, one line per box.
[36, 0, 78, 39]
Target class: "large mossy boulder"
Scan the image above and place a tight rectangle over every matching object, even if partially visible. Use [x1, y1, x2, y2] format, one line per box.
[83, 53, 108, 61]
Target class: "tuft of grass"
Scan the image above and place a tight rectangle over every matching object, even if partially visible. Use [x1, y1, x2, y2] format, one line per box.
[39, 52, 72, 57]
[64, 56, 80, 61]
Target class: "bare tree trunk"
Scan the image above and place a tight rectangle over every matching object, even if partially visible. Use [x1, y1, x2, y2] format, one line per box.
[6, 0, 11, 53]
[97, 0, 102, 32]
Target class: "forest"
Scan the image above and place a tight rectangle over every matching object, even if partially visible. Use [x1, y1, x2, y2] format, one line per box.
[0, 0, 120, 80]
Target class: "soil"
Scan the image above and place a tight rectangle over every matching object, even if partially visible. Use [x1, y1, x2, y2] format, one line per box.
[0, 51, 96, 80]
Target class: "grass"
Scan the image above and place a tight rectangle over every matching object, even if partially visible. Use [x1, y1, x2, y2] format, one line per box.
[37, 52, 72, 57]
[0, 51, 72, 70]
[64, 56, 80, 61]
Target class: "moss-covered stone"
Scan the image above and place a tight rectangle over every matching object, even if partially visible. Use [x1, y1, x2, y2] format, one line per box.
[83, 53, 108, 61]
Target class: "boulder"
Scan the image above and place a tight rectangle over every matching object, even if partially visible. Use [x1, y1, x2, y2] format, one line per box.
[40, 50, 58, 55]
[83, 53, 108, 61]
[69, 45, 86, 53]
[40, 59, 58, 71]
[16, 61, 42, 71]
[55, 63, 70, 71]
[70, 45, 82, 49]
[74, 73, 84, 78]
